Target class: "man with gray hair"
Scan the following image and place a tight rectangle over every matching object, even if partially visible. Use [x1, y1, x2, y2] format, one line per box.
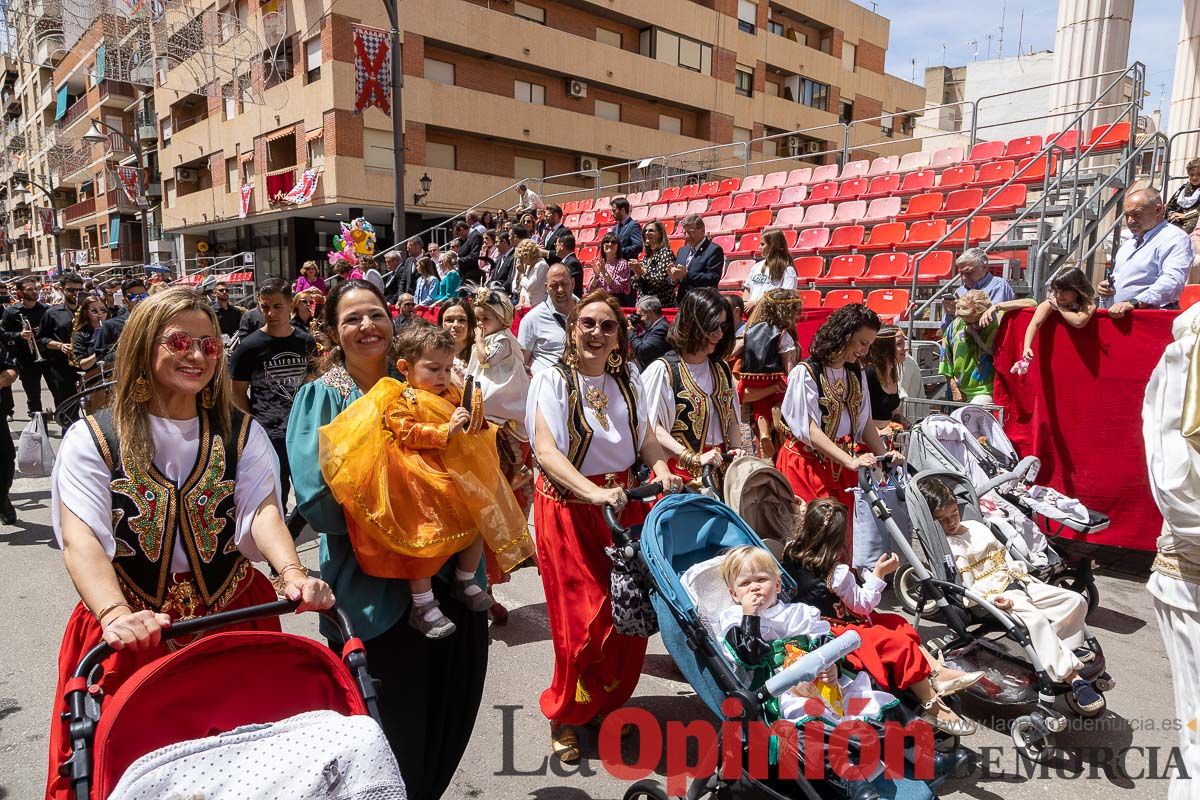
[941, 247, 1015, 326]
[1100, 187, 1194, 318]
[670, 213, 725, 304]
[630, 295, 670, 368]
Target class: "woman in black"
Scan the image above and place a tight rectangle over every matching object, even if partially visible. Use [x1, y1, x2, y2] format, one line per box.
[864, 326, 907, 429]
[69, 294, 108, 372]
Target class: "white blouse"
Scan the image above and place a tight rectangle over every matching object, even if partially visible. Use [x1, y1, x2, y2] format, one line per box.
[780, 364, 874, 446]
[642, 358, 742, 447]
[52, 414, 282, 572]
[526, 367, 649, 476]
[518, 259, 550, 307]
[828, 564, 886, 617]
[744, 260, 798, 303]
[466, 329, 531, 438]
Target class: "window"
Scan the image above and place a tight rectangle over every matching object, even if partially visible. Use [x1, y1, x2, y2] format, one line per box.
[737, 0, 757, 33]
[596, 27, 622, 48]
[99, 225, 107, 247]
[165, 178, 176, 207]
[264, 38, 293, 88]
[514, 156, 544, 179]
[765, 80, 779, 97]
[513, 1, 545, 24]
[819, 35, 832, 54]
[595, 99, 620, 122]
[658, 114, 681, 134]
[223, 86, 237, 120]
[799, 78, 829, 111]
[307, 136, 324, 167]
[678, 37, 703, 72]
[639, 27, 712, 75]
[881, 113, 894, 138]
[161, 116, 172, 143]
[733, 126, 752, 158]
[735, 65, 754, 97]
[226, 156, 238, 189]
[424, 59, 455, 86]
[768, 20, 785, 36]
[842, 41, 856, 72]
[514, 80, 545, 105]
[364, 129, 393, 171]
[840, 99, 854, 125]
[305, 38, 321, 83]
[426, 141, 456, 170]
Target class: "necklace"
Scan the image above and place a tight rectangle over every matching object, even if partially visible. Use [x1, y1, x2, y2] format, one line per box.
[582, 374, 611, 430]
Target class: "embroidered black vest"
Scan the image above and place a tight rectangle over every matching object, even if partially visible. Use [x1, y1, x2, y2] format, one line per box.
[662, 351, 737, 452]
[551, 362, 639, 472]
[741, 323, 786, 375]
[790, 360, 865, 442]
[84, 407, 253, 611]
[784, 563, 863, 621]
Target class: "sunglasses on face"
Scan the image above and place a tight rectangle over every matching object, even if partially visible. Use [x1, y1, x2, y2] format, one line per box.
[160, 331, 222, 360]
[576, 316, 619, 336]
[63, 287, 82, 294]
[127, 292, 149, 302]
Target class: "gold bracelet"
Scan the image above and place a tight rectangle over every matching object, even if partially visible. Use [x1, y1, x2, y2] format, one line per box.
[279, 563, 309, 579]
[94, 601, 131, 625]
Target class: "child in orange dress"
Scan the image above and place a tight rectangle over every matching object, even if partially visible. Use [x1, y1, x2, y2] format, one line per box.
[319, 324, 534, 639]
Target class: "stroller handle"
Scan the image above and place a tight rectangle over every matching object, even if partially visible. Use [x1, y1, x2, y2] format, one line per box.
[857, 453, 906, 493]
[603, 482, 663, 538]
[759, 631, 862, 701]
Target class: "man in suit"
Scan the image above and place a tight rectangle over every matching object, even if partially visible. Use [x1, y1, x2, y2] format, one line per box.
[541, 204, 570, 265]
[670, 213, 725, 303]
[384, 239, 422, 303]
[455, 220, 484, 285]
[490, 230, 518, 299]
[610, 196, 643, 259]
[630, 295, 670, 368]
[556, 233, 584, 297]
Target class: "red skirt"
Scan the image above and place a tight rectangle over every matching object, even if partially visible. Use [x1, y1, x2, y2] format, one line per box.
[45, 569, 280, 800]
[487, 428, 534, 586]
[775, 438, 859, 553]
[829, 612, 931, 692]
[534, 472, 649, 726]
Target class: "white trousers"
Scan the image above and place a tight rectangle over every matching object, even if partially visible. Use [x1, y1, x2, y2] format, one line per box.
[969, 394, 995, 405]
[1151, 573, 1200, 799]
[1001, 580, 1087, 683]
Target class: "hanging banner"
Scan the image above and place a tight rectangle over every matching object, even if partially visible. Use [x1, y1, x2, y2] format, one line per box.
[36, 207, 54, 232]
[283, 168, 319, 204]
[353, 25, 391, 115]
[116, 166, 141, 203]
[239, 183, 253, 218]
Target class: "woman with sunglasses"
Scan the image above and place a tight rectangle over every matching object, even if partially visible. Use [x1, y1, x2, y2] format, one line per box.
[526, 291, 683, 763]
[294, 260, 327, 296]
[69, 294, 108, 372]
[587, 233, 634, 307]
[287, 279, 489, 797]
[642, 288, 744, 483]
[45, 288, 333, 800]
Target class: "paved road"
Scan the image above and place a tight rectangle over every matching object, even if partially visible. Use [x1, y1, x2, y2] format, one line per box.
[0, 390, 1181, 799]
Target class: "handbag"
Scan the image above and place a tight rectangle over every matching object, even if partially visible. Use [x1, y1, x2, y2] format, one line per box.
[17, 412, 55, 478]
[605, 542, 659, 637]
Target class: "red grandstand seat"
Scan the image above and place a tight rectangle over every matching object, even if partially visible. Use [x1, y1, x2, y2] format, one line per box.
[839, 160, 870, 180]
[578, 245, 599, 263]
[595, 209, 615, 226]
[720, 259, 755, 291]
[577, 198, 595, 212]
[864, 174, 901, 199]
[837, 178, 870, 201]
[640, 189, 661, 206]
[1045, 129, 1079, 155]
[795, 204, 834, 229]
[965, 141, 1005, 165]
[832, 200, 867, 225]
[660, 186, 682, 203]
[795, 227, 831, 254]
[797, 288, 822, 307]
[732, 232, 762, 256]
[800, 182, 839, 206]
[562, 201, 580, 214]
[716, 212, 746, 234]
[793, 256, 825, 283]
[859, 221, 906, 252]
[913, 250, 954, 282]
[868, 156, 900, 177]
[596, 196, 612, 209]
[711, 234, 736, 252]
[904, 218, 947, 248]
[810, 164, 839, 183]
[678, 184, 699, 201]
[564, 213, 581, 228]
[1004, 135, 1043, 160]
[730, 192, 756, 211]
[775, 206, 807, 229]
[772, 186, 808, 209]
[701, 214, 722, 233]
[630, 206, 650, 222]
[823, 289, 864, 309]
[582, 266, 593, 286]
[898, 151, 931, 172]
[857, 253, 911, 285]
[1014, 155, 1057, 185]
[936, 188, 984, 218]
[752, 189, 782, 210]
[762, 171, 788, 190]
[817, 254, 867, 284]
[866, 288, 910, 321]
[930, 146, 965, 169]
[579, 211, 597, 227]
[944, 215, 991, 246]
[896, 169, 937, 196]
[937, 165, 976, 190]
[781, 229, 799, 250]
[862, 197, 902, 224]
[661, 219, 676, 236]
[576, 228, 598, 245]
[1086, 121, 1131, 153]
[648, 203, 668, 219]
[740, 174, 766, 193]
[1181, 284, 1200, 311]
[626, 192, 643, 206]
[738, 209, 773, 233]
[706, 194, 733, 215]
[686, 199, 709, 216]
[980, 184, 1027, 215]
[670, 239, 684, 254]
[698, 180, 721, 199]
[897, 192, 943, 221]
[718, 177, 741, 195]
[976, 159, 1016, 186]
[823, 225, 865, 254]
[666, 201, 689, 219]
[786, 168, 813, 186]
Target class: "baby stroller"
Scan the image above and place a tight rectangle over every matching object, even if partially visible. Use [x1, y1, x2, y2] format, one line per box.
[59, 599, 404, 799]
[860, 466, 1115, 763]
[906, 410, 1103, 613]
[614, 492, 942, 800]
[722, 455, 798, 557]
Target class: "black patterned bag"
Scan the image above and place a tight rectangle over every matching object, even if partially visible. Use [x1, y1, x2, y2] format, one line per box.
[605, 544, 659, 637]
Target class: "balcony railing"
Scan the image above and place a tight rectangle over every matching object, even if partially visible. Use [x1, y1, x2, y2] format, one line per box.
[55, 94, 89, 132]
[105, 187, 136, 210]
[63, 195, 96, 223]
[99, 81, 135, 103]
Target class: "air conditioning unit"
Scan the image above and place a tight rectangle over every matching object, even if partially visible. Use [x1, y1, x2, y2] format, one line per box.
[578, 155, 599, 173]
[175, 168, 198, 183]
[804, 141, 823, 154]
[784, 135, 802, 156]
[566, 78, 588, 99]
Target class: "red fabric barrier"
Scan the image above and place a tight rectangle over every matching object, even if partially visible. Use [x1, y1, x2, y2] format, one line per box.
[992, 308, 1178, 551]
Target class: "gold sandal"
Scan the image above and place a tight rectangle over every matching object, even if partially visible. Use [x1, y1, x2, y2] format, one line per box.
[550, 724, 580, 763]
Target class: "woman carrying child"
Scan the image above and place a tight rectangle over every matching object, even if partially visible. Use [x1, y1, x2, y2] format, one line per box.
[527, 291, 684, 763]
[736, 288, 803, 458]
[783, 499, 982, 734]
[643, 288, 744, 483]
[978, 266, 1097, 376]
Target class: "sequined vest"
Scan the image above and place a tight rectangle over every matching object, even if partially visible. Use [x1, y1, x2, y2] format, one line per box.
[551, 362, 639, 472]
[662, 351, 737, 452]
[792, 360, 865, 442]
[84, 408, 253, 611]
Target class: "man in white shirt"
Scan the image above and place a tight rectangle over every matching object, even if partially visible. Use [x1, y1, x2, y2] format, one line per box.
[518, 263, 575, 374]
[1101, 188, 1193, 318]
[516, 183, 545, 213]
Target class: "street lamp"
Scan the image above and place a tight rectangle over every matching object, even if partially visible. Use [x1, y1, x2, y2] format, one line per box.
[11, 170, 62, 271]
[81, 118, 152, 268]
[413, 172, 431, 205]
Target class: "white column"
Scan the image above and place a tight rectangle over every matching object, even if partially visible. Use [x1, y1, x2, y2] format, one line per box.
[1169, 0, 1200, 182]
[1046, 0, 1135, 135]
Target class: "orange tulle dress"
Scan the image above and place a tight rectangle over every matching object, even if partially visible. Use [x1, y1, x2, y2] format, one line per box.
[318, 377, 534, 580]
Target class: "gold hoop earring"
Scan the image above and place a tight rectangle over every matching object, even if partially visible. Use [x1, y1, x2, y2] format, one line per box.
[607, 351, 623, 372]
[131, 376, 152, 403]
[201, 386, 215, 409]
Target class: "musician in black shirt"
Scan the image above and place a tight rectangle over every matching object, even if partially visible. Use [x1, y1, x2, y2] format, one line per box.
[0, 276, 47, 416]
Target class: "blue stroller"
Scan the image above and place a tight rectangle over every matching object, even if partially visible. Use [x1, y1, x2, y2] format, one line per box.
[614, 493, 943, 800]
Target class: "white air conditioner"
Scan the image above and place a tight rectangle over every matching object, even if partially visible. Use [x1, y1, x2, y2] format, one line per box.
[566, 78, 588, 99]
[175, 168, 198, 182]
[578, 155, 599, 173]
[804, 141, 823, 154]
[784, 135, 802, 156]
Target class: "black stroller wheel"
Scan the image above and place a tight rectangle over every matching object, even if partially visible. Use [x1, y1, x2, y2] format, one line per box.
[894, 563, 939, 620]
[1010, 716, 1057, 764]
[625, 778, 672, 800]
[1050, 574, 1100, 615]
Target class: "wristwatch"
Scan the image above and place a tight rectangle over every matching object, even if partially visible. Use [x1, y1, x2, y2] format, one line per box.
[1130, 299, 1143, 309]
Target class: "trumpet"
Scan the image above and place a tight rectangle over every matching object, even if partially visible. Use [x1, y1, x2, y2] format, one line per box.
[22, 316, 44, 363]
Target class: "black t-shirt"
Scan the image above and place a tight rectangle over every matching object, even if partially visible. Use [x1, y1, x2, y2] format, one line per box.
[229, 329, 315, 439]
[866, 364, 902, 423]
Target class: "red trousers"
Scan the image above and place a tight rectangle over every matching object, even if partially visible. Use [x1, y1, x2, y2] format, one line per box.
[829, 612, 931, 692]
